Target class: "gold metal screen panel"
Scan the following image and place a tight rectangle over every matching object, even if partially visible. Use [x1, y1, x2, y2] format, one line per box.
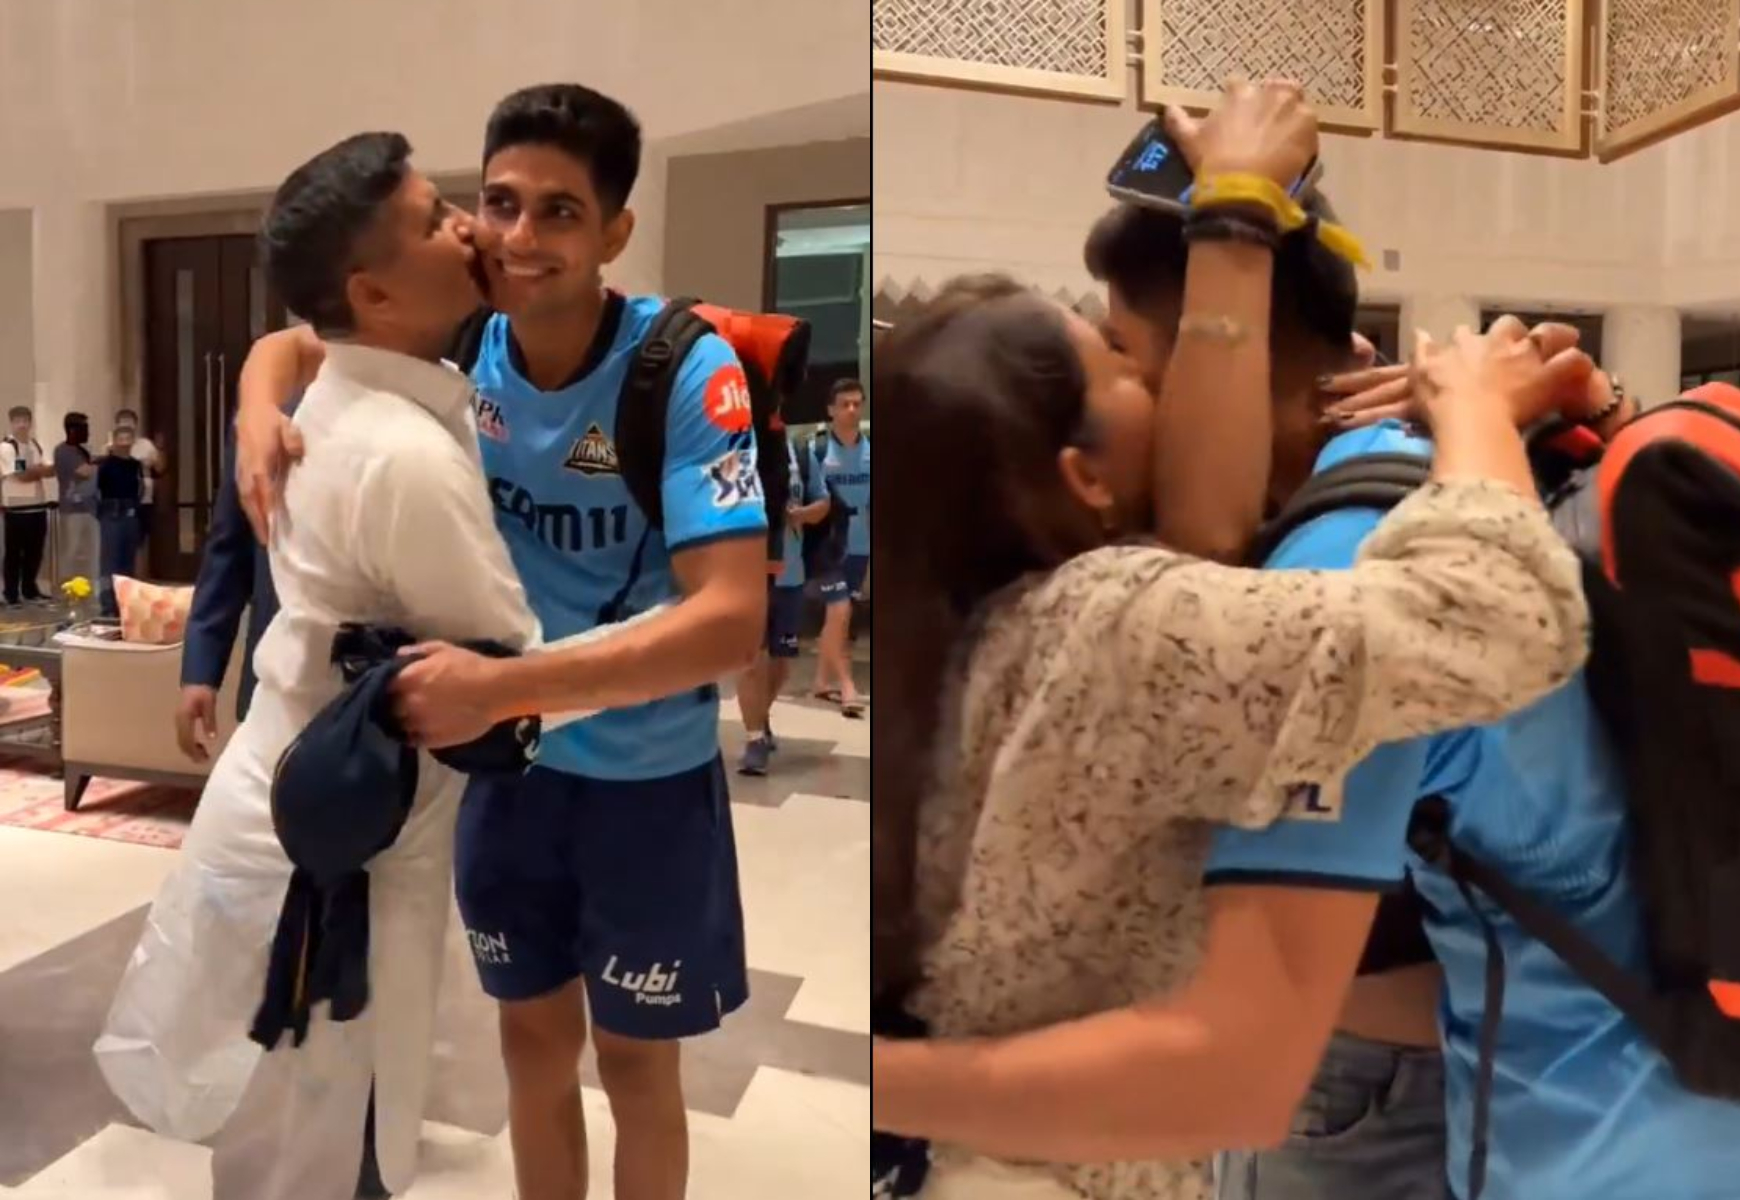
[1137, 0, 1383, 131]
[1597, 0, 1740, 161]
[873, 0, 1127, 101]
[873, 279, 1104, 324]
[1393, 0, 1587, 153]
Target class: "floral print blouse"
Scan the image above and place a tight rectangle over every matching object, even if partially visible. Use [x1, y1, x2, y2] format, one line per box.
[911, 480, 1590, 1200]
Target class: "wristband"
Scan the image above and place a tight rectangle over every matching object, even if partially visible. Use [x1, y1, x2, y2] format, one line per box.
[1192, 172, 1372, 269]
[1184, 211, 1281, 252]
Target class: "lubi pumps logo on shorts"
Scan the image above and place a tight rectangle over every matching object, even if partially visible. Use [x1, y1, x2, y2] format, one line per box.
[602, 955, 684, 1006]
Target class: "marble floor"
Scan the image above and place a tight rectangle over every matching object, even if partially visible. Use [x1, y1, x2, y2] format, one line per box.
[0, 652, 869, 1199]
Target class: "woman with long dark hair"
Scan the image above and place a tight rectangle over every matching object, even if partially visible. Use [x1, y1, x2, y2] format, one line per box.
[869, 275, 1594, 1198]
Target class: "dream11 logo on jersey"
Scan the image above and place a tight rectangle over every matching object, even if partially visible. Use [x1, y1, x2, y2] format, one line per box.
[706, 445, 762, 511]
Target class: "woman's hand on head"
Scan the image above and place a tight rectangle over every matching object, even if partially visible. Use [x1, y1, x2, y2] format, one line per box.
[1164, 78, 1318, 190]
[1412, 321, 1595, 431]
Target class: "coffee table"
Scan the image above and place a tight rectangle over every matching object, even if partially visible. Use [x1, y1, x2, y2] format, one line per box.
[0, 605, 79, 773]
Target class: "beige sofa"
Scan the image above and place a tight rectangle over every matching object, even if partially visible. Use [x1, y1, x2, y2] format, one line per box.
[58, 632, 245, 811]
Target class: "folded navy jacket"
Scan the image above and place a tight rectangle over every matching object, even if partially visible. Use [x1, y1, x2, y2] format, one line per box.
[249, 624, 540, 1051]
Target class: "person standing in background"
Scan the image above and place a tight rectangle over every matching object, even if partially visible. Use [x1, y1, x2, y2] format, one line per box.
[113, 408, 165, 572]
[1, 407, 56, 606]
[54, 411, 99, 593]
[96, 428, 146, 618]
[736, 434, 831, 776]
[811, 378, 869, 718]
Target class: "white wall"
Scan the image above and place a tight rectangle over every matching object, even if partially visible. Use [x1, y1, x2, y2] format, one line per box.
[0, 211, 33, 414]
[873, 80, 1671, 310]
[1653, 112, 1740, 311]
[666, 139, 871, 310]
[0, 0, 866, 206]
[1, 0, 867, 435]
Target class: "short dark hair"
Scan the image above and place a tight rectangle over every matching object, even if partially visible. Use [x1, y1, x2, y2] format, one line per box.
[830, 378, 865, 401]
[261, 132, 414, 337]
[64, 411, 88, 430]
[8, 406, 29, 421]
[483, 84, 642, 214]
[1084, 200, 1358, 351]
[115, 407, 138, 423]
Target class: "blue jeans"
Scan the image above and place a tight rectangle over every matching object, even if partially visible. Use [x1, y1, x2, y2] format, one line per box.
[98, 506, 141, 617]
[1217, 1032, 1449, 1200]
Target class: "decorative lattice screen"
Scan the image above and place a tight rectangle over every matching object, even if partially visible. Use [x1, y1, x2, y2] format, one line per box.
[1598, 0, 1740, 160]
[872, 0, 1126, 101]
[1137, 0, 1383, 131]
[873, 278, 1105, 326]
[1392, 0, 1588, 152]
[879, 0, 1740, 163]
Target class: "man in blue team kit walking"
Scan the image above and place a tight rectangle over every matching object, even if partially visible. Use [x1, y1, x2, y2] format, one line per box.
[236, 85, 768, 1200]
[737, 432, 831, 776]
[810, 378, 869, 718]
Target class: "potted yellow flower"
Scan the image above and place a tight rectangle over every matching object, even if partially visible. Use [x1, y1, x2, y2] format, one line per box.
[61, 576, 95, 625]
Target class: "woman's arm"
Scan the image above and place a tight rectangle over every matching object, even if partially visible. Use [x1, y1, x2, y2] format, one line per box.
[1143, 84, 1317, 564]
[1149, 239, 1276, 563]
[875, 884, 1375, 1160]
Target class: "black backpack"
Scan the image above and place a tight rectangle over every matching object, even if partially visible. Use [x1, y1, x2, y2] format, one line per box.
[798, 430, 860, 578]
[1255, 398, 1740, 1197]
[455, 298, 810, 604]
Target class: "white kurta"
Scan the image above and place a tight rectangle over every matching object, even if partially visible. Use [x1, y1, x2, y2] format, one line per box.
[95, 342, 539, 1200]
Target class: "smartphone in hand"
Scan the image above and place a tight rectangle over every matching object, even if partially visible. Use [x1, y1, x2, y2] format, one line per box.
[1106, 117, 1324, 214]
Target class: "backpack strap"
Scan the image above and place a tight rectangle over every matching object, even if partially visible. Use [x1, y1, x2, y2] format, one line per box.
[1407, 795, 1676, 1199]
[450, 309, 491, 374]
[615, 298, 717, 532]
[1248, 453, 1432, 564]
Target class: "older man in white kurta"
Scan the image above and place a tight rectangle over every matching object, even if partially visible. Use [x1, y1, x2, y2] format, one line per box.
[97, 340, 538, 1199]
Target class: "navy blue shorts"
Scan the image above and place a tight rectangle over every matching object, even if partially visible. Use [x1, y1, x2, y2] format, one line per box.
[767, 584, 804, 658]
[455, 758, 749, 1039]
[818, 553, 869, 605]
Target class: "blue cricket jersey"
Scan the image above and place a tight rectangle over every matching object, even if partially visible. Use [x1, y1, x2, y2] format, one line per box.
[1205, 421, 1740, 1199]
[814, 431, 870, 557]
[468, 294, 767, 781]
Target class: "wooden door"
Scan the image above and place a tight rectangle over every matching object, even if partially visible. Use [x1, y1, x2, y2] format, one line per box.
[141, 235, 287, 581]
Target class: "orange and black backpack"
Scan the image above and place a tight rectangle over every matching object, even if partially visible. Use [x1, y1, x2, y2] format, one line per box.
[1256, 384, 1740, 1115]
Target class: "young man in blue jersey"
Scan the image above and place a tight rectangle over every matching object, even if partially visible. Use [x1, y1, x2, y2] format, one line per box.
[737, 434, 831, 775]
[235, 85, 767, 1200]
[1088, 206, 1740, 1199]
[811, 377, 869, 718]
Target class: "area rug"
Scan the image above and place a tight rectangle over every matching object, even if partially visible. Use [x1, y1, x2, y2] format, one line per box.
[0, 761, 195, 850]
